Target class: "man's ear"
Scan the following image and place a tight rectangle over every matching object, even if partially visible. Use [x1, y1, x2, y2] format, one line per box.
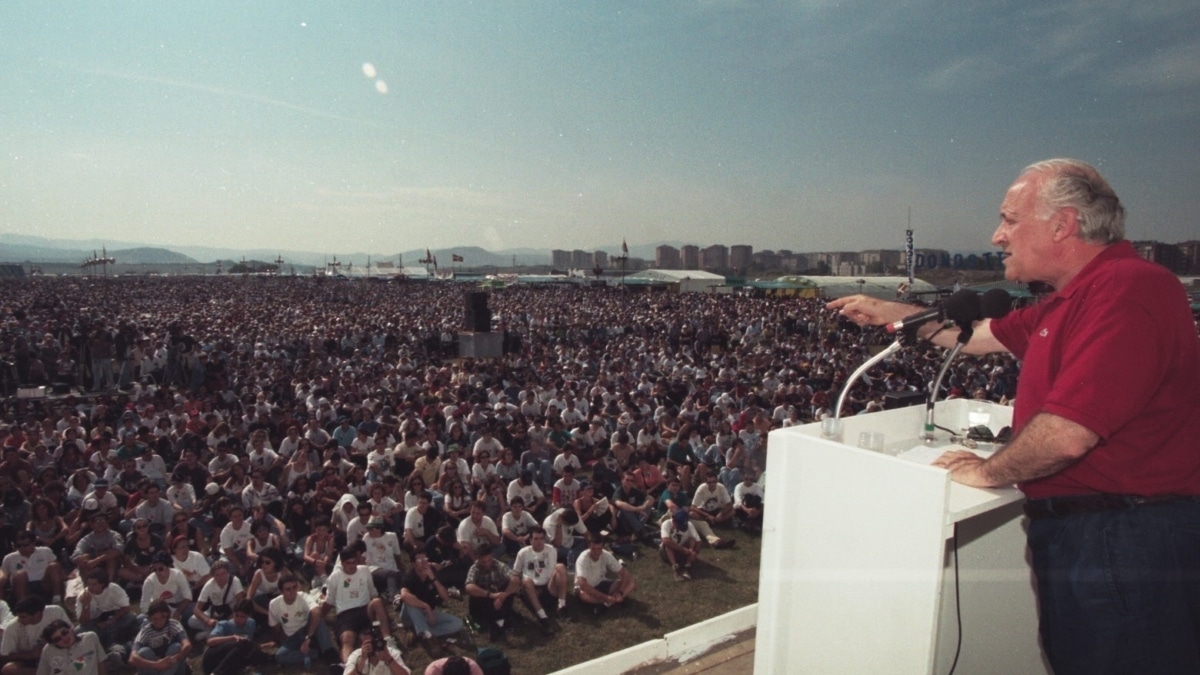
[1052, 207, 1080, 242]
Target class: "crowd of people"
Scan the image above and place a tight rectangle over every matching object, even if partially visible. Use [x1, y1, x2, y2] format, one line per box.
[0, 275, 1020, 674]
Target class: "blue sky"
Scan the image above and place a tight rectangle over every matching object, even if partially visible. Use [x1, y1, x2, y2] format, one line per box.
[1, 1, 1197, 256]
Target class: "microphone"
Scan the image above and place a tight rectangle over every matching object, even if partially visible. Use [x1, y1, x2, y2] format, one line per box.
[980, 288, 1013, 320]
[885, 289, 980, 334]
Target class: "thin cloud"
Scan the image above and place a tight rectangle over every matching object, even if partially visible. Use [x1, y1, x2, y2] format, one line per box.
[67, 63, 386, 129]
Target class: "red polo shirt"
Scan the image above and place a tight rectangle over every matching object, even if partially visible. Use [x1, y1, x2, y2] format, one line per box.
[990, 241, 1200, 499]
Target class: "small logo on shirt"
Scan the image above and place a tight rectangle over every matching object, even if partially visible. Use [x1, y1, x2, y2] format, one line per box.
[1039, 328, 1049, 338]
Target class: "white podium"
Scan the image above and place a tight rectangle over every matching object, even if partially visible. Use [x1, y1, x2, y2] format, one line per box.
[754, 399, 1049, 674]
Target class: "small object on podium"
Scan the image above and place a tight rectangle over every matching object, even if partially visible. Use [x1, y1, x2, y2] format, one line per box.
[820, 417, 842, 441]
[857, 432, 886, 452]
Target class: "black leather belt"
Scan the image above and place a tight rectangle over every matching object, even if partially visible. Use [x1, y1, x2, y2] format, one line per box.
[1023, 494, 1191, 519]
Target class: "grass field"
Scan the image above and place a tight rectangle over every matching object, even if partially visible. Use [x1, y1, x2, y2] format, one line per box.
[172, 523, 762, 674]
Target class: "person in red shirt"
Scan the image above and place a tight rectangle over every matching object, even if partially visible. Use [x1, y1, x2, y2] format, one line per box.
[830, 158, 1200, 675]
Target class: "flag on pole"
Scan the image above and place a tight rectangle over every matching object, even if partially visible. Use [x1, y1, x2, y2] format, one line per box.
[452, 254, 464, 263]
[622, 239, 628, 254]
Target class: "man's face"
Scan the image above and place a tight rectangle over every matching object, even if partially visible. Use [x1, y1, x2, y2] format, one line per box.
[992, 171, 1059, 284]
[588, 542, 605, 559]
[282, 581, 300, 602]
[18, 610, 44, 626]
[531, 532, 546, 551]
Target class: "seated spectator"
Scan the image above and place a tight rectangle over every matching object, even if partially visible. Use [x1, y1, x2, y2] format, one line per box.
[500, 497, 538, 559]
[612, 472, 657, 544]
[343, 628, 411, 675]
[395, 548, 463, 656]
[189, 559, 245, 642]
[78, 569, 138, 668]
[1, 532, 63, 604]
[464, 546, 520, 643]
[322, 545, 395, 666]
[245, 547, 285, 620]
[362, 518, 405, 598]
[269, 572, 335, 667]
[513, 526, 568, 634]
[574, 533, 636, 614]
[1, 596, 71, 675]
[129, 600, 191, 675]
[217, 505, 253, 581]
[424, 655, 484, 675]
[140, 552, 192, 623]
[660, 510, 701, 581]
[425, 527, 471, 592]
[733, 471, 765, 533]
[456, 501, 502, 562]
[402, 491, 444, 555]
[72, 513, 123, 583]
[689, 474, 735, 528]
[543, 506, 588, 570]
[36, 620, 106, 675]
[120, 518, 164, 587]
[302, 516, 336, 586]
[200, 600, 262, 675]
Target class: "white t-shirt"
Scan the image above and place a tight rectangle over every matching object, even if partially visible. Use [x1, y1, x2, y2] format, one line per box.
[326, 566, 375, 614]
[268, 594, 312, 638]
[513, 545, 557, 586]
[2, 547, 56, 582]
[362, 532, 402, 572]
[219, 521, 253, 554]
[196, 577, 245, 613]
[140, 569, 192, 613]
[0, 604, 69, 655]
[83, 582, 130, 619]
[403, 507, 429, 540]
[173, 551, 211, 588]
[456, 516, 499, 551]
[501, 511, 538, 538]
[734, 481, 765, 506]
[506, 479, 543, 505]
[34, 630, 104, 675]
[691, 483, 732, 512]
[661, 520, 700, 547]
[543, 508, 587, 549]
[575, 549, 622, 589]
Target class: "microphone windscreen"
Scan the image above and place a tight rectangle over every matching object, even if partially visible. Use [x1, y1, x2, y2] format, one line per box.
[981, 289, 1014, 319]
[942, 289, 982, 325]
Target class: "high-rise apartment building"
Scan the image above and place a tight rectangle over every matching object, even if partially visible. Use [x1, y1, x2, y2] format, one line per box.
[699, 245, 728, 271]
[729, 245, 753, 272]
[655, 245, 681, 269]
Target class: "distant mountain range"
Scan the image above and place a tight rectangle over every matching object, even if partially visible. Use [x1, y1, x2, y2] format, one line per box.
[0, 233, 672, 267]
